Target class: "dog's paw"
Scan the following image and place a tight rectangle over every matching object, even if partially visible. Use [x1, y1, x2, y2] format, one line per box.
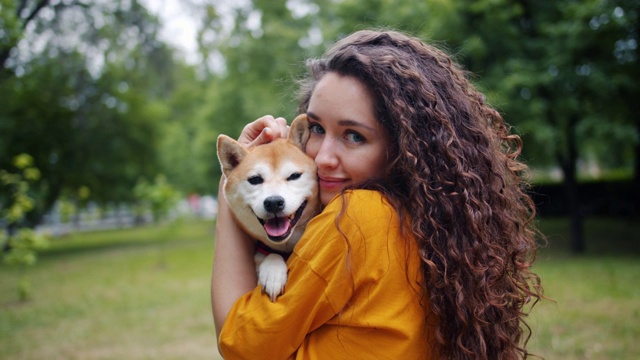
[258, 253, 288, 302]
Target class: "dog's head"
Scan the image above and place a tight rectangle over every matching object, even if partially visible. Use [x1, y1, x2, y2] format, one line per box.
[217, 114, 319, 250]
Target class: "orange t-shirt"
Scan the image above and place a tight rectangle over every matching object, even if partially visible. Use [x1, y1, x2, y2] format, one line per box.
[218, 190, 437, 359]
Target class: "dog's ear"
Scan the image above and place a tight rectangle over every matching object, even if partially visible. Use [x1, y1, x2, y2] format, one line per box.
[288, 114, 310, 151]
[217, 135, 247, 176]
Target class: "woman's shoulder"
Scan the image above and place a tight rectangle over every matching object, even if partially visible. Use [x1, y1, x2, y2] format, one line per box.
[324, 189, 395, 219]
[294, 189, 406, 269]
[305, 189, 400, 243]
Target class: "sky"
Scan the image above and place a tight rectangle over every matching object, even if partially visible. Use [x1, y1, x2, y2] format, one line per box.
[140, 0, 200, 63]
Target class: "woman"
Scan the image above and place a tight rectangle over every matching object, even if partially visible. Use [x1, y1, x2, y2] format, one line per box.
[212, 29, 543, 359]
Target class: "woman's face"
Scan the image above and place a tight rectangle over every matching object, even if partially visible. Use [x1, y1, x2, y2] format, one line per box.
[305, 72, 390, 206]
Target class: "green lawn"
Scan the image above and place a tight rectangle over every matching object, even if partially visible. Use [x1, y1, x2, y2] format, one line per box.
[1, 217, 639, 359]
[528, 217, 640, 359]
[0, 220, 222, 360]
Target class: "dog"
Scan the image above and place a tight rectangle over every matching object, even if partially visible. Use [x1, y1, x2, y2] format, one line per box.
[217, 114, 320, 301]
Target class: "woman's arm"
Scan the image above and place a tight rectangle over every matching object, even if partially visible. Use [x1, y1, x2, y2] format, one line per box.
[211, 183, 257, 338]
[210, 115, 289, 340]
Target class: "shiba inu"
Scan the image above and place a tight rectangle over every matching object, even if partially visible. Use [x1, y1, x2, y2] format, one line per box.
[217, 114, 320, 301]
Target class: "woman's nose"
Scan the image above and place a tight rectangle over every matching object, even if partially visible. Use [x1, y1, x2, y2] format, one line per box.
[314, 138, 339, 170]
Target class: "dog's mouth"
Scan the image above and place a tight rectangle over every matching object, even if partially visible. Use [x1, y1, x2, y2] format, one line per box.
[258, 200, 308, 243]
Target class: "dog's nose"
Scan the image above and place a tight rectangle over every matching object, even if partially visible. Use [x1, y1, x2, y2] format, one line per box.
[264, 196, 285, 213]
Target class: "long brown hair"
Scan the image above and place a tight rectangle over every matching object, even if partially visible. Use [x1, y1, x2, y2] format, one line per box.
[297, 29, 543, 359]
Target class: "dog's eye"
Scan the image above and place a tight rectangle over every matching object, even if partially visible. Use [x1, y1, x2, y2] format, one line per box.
[248, 175, 263, 185]
[287, 173, 302, 181]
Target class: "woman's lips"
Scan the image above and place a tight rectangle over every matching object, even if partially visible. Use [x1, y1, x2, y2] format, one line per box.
[318, 176, 348, 190]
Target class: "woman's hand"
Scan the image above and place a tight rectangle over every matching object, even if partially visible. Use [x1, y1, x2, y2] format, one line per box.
[238, 115, 289, 147]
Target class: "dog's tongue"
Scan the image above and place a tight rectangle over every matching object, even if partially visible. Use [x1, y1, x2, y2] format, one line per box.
[264, 217, 291, 238]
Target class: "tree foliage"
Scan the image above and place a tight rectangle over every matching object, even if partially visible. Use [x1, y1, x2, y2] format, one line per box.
[134, 174, 181, 223]
[0, 0, 188, 222]
[1, 153, 49, 301]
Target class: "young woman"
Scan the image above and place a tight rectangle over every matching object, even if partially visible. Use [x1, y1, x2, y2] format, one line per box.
[212, 29, 543, 359]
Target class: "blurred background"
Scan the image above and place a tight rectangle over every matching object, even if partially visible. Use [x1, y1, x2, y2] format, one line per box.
[1, 0, 638, 359]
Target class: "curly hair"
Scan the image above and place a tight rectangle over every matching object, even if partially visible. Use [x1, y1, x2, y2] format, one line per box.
[297, 30, 543, 359]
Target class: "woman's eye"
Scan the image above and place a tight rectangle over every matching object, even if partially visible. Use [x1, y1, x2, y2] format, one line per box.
[346, 131, 365, 143]
[247, 175, 264, 185]
[309, 123, 325, 135]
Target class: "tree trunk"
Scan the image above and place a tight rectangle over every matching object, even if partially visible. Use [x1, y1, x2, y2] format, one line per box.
[633, 12, 640, 219]
[561, 115, 585, 253]
[634, 107, 640, 218]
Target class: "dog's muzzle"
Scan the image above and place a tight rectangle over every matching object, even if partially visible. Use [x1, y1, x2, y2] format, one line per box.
[257, 200, 308, 243]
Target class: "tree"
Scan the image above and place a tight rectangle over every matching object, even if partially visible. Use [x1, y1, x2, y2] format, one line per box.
[1, 154, 49, 301]
[133, 174, 181, 223]
[474, 0, 639, 252]
[0, 0, 187, 222]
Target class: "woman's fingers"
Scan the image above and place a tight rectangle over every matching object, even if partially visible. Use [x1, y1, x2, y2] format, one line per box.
[238, 115, 289, 148]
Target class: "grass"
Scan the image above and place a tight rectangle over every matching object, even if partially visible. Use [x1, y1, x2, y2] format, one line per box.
[0, 220, 222, 360]
[527, 217, 640, 359]
[1, 216, 639, 359]
[528, 257, 639, 359]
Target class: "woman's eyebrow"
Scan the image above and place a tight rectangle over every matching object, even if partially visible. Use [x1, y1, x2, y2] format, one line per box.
[338, 119, 376, 132]
[307, 111, 376, 132]
[306, 111, 321, 121]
